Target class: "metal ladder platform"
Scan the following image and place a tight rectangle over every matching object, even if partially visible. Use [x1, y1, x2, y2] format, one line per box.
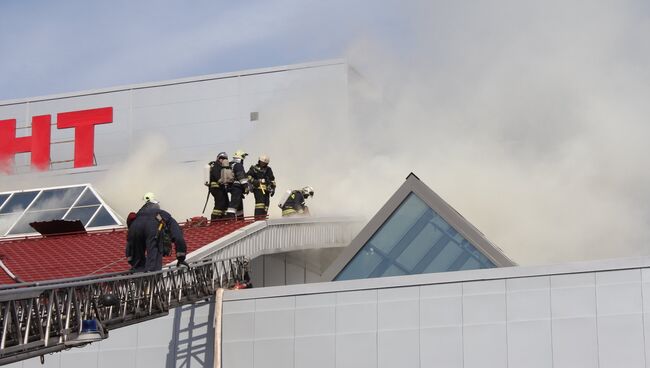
[0, 257, 249, 365]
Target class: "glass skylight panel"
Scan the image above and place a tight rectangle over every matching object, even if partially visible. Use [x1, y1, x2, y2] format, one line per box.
[64, 206, 101, 226]
[0, 194, 10, 209]
[0, 184, 121, 237]
[335, 193, 496, 281]
[0, 191, 39, 214]
[29, 187, 85, 211]
[8, 209, 69, 235]
[74, 188, 101, 207]
[0, 213, 21, 235]
[87, 207, 118, 227]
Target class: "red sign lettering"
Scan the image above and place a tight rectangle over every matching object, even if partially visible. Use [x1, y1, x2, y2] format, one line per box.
[0, 107, 113, 173]
[0, 115, 51, 172]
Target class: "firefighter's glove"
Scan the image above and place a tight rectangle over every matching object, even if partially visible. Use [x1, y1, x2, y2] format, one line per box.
[269, 188, 275, 197]
[244, 185, 250, 195]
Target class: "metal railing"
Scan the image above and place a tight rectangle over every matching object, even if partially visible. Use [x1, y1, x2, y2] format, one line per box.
[0, 256, 249, 365]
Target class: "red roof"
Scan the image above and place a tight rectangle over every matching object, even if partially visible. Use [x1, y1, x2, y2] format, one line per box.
[0, 219, 254, 284]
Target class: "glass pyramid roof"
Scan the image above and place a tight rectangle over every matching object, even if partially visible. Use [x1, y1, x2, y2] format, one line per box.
[0, 184, 121, 237]
[323, 173, 514, 281]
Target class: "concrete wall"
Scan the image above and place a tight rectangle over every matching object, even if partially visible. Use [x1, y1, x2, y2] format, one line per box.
[221, 257, 650, 368]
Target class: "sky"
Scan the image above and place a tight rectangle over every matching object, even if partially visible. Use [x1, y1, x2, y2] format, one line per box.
[0, 0, 409, 100]
[2, 1, 650, 265]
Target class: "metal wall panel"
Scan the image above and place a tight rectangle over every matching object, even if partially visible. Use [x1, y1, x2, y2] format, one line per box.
[222, 258, 650, 368]
[0, 60, 348, 192]
[506, 276, 552, 368]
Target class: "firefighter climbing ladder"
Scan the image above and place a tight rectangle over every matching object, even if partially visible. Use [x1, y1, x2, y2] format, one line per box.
[0, 256, 249, 365]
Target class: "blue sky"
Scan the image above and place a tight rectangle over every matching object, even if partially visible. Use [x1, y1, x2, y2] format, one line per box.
[0, 0, 412, 100]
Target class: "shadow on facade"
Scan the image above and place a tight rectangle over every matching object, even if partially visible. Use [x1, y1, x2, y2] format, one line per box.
[166, 297, 215, 368]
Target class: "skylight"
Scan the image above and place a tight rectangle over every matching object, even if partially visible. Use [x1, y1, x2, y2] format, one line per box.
[322, 173, 514, 282]
[335, 193, 496, 280]
[0, 184, 121, 237]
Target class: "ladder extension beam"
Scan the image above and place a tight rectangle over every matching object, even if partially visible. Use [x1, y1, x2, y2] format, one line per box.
[0, 257, 249, 365]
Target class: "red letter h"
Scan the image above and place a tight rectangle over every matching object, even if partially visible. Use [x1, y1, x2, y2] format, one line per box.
[0, 115, 51, 173]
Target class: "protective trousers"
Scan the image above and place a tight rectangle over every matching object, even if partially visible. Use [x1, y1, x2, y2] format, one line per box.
[252, 188, 270, 217]
[210, 186, 229, 220]
[226, 185, 245, 219]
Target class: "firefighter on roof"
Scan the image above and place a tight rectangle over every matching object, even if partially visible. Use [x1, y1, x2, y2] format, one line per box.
[226, 150, 249, 219]
[247, 154, 276, 218]
[280, 186, 314, 217]
[207, 152, 232, 220]
[126, 192, 188, 272]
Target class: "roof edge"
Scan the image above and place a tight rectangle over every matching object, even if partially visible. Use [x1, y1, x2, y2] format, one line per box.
[225, 255, 650, 301]
[0, 58, 348, 107]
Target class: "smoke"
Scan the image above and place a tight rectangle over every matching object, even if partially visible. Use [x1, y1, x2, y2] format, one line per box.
[95, 136, 208, 223]
[241, 1, 650, 265]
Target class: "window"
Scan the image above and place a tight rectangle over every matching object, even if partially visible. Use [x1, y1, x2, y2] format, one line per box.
[0, 185, 121, 237]
[335, 193, 496, 281]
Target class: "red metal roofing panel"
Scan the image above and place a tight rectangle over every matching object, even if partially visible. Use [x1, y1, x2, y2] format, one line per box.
[0, 219, 254, 284]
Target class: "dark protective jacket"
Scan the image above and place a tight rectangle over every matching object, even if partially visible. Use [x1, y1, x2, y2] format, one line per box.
[281, 190, 306, 216]
[126, 202, 187, 272]
[209, 159, 233, 188]
[230, 159, 248, 188]
[247, 164, 276, 191]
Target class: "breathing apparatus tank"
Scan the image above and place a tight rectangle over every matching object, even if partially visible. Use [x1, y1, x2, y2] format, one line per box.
[204, 162, 213, 186]
[277, 190, 292, 209]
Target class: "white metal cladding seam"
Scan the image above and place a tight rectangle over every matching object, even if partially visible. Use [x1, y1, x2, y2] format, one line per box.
[208, 220, 363, 261]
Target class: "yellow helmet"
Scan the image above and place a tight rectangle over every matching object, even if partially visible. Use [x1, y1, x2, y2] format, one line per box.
[233, 150, 248, 159]
[142, 192, 158, 203]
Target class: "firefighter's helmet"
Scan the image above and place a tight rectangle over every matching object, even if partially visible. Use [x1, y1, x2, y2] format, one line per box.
[233, 150, 248, 159]
[259, 155, 270, 164]
[143, 192, 158, 203]
[301, 186, 314, 198]
[217, 151, 228, 160]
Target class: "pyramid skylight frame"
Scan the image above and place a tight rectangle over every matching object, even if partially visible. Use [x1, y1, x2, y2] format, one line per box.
[0, 184, 122, 238]
[321, 173, 515, 281]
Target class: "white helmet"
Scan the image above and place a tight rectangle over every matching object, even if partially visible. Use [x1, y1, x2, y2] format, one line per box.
[142, 192, 158, 203]
[301, 186, 314, 198]
[259, 155, 270, 164]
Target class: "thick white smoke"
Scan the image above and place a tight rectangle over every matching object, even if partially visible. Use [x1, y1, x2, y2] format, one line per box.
[241, 2, 650, 265]
[94, 136, 209, 223]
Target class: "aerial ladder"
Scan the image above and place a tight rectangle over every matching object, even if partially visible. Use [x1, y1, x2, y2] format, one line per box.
[0, 256, 249, 365]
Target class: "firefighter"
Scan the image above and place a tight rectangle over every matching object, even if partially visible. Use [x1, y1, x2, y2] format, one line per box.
[247, 154, 276, 218]
[281, 186, 314, 217]
[126, 193, 188, 272]
[207, 152, 232, 220]
[226, 150, 249, 219]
